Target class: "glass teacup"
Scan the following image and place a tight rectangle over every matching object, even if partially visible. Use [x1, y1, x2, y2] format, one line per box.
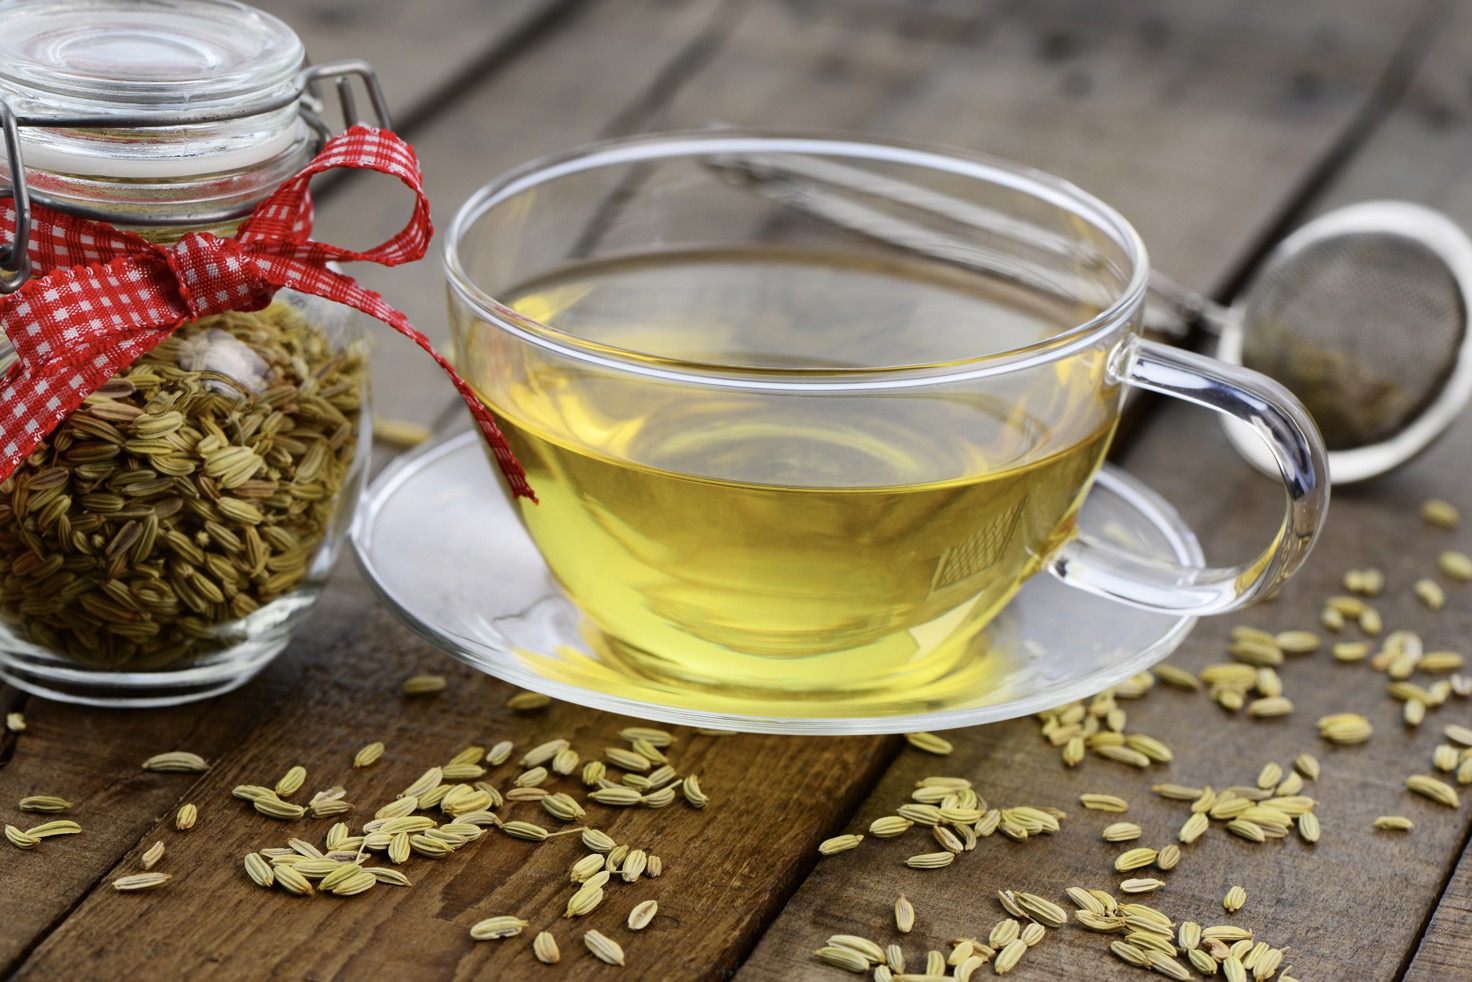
[444, 130, 1327, 703]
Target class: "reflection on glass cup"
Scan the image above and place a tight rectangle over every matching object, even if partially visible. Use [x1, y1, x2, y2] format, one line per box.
[444, 131, 1328, 702]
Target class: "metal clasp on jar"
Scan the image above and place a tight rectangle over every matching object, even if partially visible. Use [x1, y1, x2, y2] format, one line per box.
[0, 59, 391, 294]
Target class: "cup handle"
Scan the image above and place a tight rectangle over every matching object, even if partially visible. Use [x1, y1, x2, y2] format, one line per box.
[1049, 336, 1329, 614]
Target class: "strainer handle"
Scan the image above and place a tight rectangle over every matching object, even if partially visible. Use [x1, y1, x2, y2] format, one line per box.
[1050, 337, 1329, 614]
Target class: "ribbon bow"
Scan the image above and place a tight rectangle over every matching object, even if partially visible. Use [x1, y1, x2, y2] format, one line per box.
[0, 125, 533, 499]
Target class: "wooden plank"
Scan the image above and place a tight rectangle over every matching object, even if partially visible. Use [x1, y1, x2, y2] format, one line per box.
[251, 0, 577, 129]
[311, 0, 749, 430]
[0, 574, 377, 975]
[732, 410, 1472, 981]
[1287, 3, 1472, 977]
[1412, 847, 1472, 981]
[10, 608, 895, 981]
[726, 0, 1459, 979]
[658, 0, 1435, 294]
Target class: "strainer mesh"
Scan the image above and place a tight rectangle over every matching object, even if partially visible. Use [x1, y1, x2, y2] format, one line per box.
[1239, 232, 1465, 450]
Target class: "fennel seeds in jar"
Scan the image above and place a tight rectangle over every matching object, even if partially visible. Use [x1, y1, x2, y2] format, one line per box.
[0, 300, 366, 670]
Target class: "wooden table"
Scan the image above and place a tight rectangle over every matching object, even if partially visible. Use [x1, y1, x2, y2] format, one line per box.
[4, 1, 1471, 978]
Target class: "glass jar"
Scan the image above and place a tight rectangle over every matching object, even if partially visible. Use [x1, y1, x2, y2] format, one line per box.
[0, 0, 375, 705]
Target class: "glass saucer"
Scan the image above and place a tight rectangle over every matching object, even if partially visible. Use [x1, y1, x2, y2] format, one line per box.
[351, 430, 1203, 735]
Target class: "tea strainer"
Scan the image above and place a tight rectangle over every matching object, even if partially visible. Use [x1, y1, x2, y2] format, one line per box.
[709, 152, 1472, 484]
[1149, 201, 1472, 484]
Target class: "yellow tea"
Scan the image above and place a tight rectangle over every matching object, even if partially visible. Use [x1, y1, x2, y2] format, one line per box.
[459, 248, 1117, 692]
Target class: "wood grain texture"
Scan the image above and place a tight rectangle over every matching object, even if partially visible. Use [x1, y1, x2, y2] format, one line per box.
[737, 406, 1472, 982]
[251, 0, 576, 128]
[6, 0, 1472, 977]
[0, 577, 374, 975]
[657, 0, 1437, 294]
[314, 0, 741, 430]
[1298, 2, 1472, 976]
[11, 608, 893, 981]
[729, 0, 1463, 979]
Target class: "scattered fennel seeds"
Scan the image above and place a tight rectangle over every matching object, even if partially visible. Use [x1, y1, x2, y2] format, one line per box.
[1224, 886, 1246, 912]
[1298, 811, 1321, 843]
[521, 738, 569, 768]
[470, 916, 530, 941]
[605, 747, 651, 772]
[253, 795, 307, 820]
[1115, 847, 1157, 872]
[140, 841, 165, 870]
[401, 674, 447, 695]
[641, 785, 677, 809]
[1406, 774, 1460, 808]
[1422, 651, 1464, 673]
[1440, 550, 1472, 582]
[1416, 578, 1447, 611]
[533, 931, 560, 964]
[26, 820, 82, 839]
[1080, 793, 1129, 813]
[582, 828, 616, 853]
[906, 851, 955, 869]
[681, 775, 708, 809]
[5, 712, 22, 732]
[886, 943, 905, 973]
[828, 935, 885, 964]
[1247, 696, 1294, 717]
[584, 787, 637, 809]
[275, 765, 307, 798]
[870, 816, 913, 838]
[628, 899, 658, 930]
[1153, 664, 1201, 690]
[372, 417, 433, 448]
[993, 938, 1028, 974]
[814, 946, 869, 973]
[368, 869, 411, 888]
[354, 742, 385, 768]
[584, 930, 625, 966]
[1119, 878, 1164, 894]
[273, 864, 315, 896]
[18, 796, 71, 813]
[244, 852, 274, 889]
[895, 894, 915, 933]
[989, 919, 1020, 948]
[113, 872, 171, 892]
[142, 751, 209, 773]
[1317, 713, 1373, 744]
[506, 690, 551, 710]
[1422, 499, 1461, 528]
[5, 825, 38, 849]
[818, 834, 864, 856]
[548, 748, 579, 776]
[1374, 816, 1414, 831]
[501, 821, 552, 842]
[1112, 941, 1149, 969]
[1446, 724, 1472, 747]
[1014, 891, 1068, 927]
[176, 803, 198, 830]
[1275, 630, 1321, 654]
[904, 731, 954, 755]
[486, 740, 514, 766]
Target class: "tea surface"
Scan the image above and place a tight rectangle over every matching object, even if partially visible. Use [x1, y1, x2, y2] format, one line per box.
[465, 249, 1116, 693]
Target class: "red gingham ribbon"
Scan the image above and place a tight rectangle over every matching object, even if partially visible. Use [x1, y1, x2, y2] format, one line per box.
[0, 125, 534, 499]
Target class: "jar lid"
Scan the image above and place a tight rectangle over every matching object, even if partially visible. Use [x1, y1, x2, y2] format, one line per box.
[0, 0, 307, 179]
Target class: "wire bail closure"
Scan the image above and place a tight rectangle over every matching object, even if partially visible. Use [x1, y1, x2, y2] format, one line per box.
[0, 59, 392, 294]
